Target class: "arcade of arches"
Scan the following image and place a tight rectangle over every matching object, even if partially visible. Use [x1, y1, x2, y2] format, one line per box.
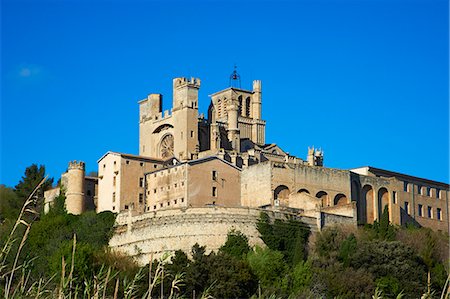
[272, 183, 390, 224]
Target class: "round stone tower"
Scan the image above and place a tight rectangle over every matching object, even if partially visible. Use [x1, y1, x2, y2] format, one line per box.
[64, 161, 85, 215]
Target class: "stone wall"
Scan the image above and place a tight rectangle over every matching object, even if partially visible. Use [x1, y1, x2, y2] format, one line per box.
[109, 206, 318, 265]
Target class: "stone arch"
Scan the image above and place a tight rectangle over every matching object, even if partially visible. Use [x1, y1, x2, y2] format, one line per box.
[245, 97, 251, 117]
[298, 188, 310, 194]
[377, 187, 389, 220]
[274, 185, 290, 207]
[316, 191, 329, 207]
[152, 123, 174, 134]
[362, 185, 375, 224]
[334, 193, 348, 206]
[238, 95, 243, 116]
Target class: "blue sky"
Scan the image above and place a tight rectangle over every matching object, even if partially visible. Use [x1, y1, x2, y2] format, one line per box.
[1, 0, 448, 187]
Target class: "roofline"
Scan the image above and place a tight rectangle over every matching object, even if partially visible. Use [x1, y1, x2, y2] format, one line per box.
[208, 87, 254, 97]
[350, 166, 449, 188]
[97, 151, 165, 164]
[144, 156, 241, 176]
[187, 156, 241, 170]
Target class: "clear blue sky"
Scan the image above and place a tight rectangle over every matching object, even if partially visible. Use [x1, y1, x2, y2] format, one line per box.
[1, 0, 449, 187]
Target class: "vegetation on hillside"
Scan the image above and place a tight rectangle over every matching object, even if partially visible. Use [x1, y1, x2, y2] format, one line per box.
[0, 164, 449, 298]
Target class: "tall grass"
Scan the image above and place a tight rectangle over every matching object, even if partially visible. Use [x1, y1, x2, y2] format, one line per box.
[0, 178, 188, 299]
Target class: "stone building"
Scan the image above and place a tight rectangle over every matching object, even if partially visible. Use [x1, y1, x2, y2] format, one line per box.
[44, 161, 96, 215]
[44, 73, 449, 261]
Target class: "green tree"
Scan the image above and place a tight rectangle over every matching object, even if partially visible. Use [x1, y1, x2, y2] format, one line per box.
[0, 185, 20, 221]
[314, 226, 348, 263]
[15, 164, 53, 201]
[291, 260, 313, 294]
[349, 240, 427, 296]
[372, 205, 396, 240]
[26, 203, 116, 279]
[257, 212, 310, 265]
[219, 230, 251, 259]
[184, 244, 211, 297]
[247, 246, 286, 291]
[207, 252, 257, 298]
[49, 239, 97, 281]
[338, 233, 357, 266]
[311, 263, 375, 298]
[46, 193, 66, 216]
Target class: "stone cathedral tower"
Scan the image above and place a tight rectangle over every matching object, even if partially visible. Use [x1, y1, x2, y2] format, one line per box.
[139, 78, 201, 161]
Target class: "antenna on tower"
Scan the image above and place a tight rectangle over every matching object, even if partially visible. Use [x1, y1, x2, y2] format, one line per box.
[229, 65, 241, 88]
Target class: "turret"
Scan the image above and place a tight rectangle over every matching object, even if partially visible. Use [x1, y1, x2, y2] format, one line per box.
[171, 77, 201, 160]
[63, 161, 86, 214]
[172, 77, 200, 111]
[227, 98, 240, 152]
[307, 147, 324, 167]
[252, 80, 262, 120]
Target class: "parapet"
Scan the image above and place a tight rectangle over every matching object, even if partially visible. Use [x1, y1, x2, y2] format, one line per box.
[68, 160, 85, 171]
[173, 77, 201, 89]
[253, 80, 261, 92]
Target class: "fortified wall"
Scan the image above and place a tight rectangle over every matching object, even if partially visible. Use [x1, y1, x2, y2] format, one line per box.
[109, 206, 355, 264]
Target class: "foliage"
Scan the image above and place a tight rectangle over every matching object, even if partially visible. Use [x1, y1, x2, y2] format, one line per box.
[247, 246, 286, 291]
[313, 225, 349, 263]
[25, 206, 116, 279]
[50, 238, 97, 281]
[349, 240, 427, 296]
[338, 233, 357, 266]
[290, 260, 313, 294]
[219, 229, 251, 259]
[0, 185, 21, 222]
[207, 252, 257, 298]
[311, 262, 375, 298]
[184, 243, 210, 296]
[370, 205, 396, 241]
[257, 212, 310, 265]
[14, 164, 53, 209]
[165, 242, 257, 299]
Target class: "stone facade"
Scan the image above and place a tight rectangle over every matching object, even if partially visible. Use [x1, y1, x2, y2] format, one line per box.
[97, 152, 166, 212]
[44, 74, 449, 261]
[44, 161, 97, 215]
[109, 207, 327, 264]
[145, 157, 241, 212]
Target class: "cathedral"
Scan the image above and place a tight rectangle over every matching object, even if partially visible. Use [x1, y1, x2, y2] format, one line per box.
[44, 72, 449, 262]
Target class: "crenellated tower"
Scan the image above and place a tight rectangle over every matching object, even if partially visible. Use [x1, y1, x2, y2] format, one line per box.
[307, 147, 324, 167]
[139, 77, 200, 161]
[62, 161, 86, 214]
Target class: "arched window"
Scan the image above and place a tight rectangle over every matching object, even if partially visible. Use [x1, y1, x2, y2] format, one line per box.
[316, 191, 329, 207]
[217, 98, 222, 117]
[238, 95, 243, 116]
[223, 98, 228, 117]
[274, 185, 290, 207]
[377, 188, 389, 220]
[362, 185, 374, 224]
[334, 193, 348, 206]
[245, 97, 251, 117]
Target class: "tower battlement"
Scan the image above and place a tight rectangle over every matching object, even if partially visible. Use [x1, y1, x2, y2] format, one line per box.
[68, 161, 85, 170]
[252, 80, 261, 92]
[173, 77, 201, 89]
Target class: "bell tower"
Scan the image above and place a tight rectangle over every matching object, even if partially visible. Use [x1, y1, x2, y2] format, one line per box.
[172, 77, 201, 160]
